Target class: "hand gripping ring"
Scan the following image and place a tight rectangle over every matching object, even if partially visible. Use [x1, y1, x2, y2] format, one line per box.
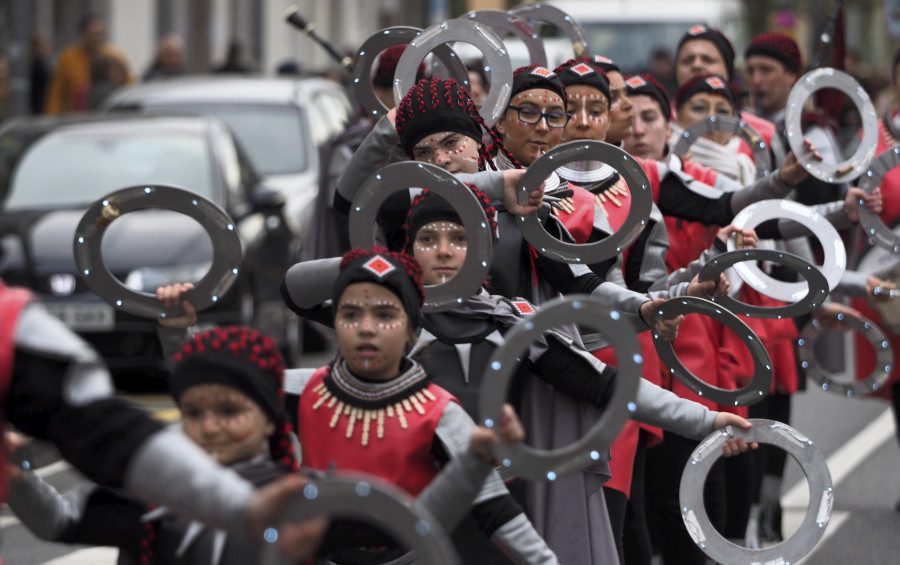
[652, 296, 773, 406]
[728, 199, 846, 301]
[672, 115, 773, 179]
[394, 19, 513, 127]
[509, 2, 591, 59]
[516, 140, 652, 264]
[347, 162, 491, 312]
[857, 146, 900, 253]
[351, 26, 470, 120]
[785, 68, 878, 183]
[260, 474, 460, 565]
[73, 185, 241, 319]
[680, 419, 833, 565]
[698, 249, 830, 319]
[799, 315, 893, 397]
[460, 10, 547, 68]
[478, 295, 641, 480]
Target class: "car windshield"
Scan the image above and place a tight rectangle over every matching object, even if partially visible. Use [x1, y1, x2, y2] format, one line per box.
[151, 104, 307, 176]
[5, 130, 215, 211]
[571, 22, 701, 74]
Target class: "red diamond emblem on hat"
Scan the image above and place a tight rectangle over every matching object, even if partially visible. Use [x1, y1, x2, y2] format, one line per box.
[570, 63, 595, 76]
[363, 255, 396, 278]
[593, 56, 613, 64]
[531, 66, 556, 78]
[511, 300, 536, 316]
[625, 76, 647, 88]
[705, 76, 727, 89]
[688, 24, 708, 36]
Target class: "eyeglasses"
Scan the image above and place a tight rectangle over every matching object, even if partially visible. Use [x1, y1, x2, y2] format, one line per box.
[507, 105, 571, 128]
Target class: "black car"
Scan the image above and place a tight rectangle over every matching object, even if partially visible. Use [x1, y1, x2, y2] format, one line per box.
[0, 114, 302, 377]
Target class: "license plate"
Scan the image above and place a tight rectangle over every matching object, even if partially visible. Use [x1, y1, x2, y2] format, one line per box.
[45, 303, 115, 331]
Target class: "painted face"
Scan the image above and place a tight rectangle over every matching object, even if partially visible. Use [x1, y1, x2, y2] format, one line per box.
[412, 221, 467, 285]
[180, 384, 275, 465]
[335, 282, 410, 381]
[496, 88, 565, 166]
[604, 71, 634, 145]
[676, 92, 736, 145]
[624, 94, 671, 160]
[412, 131, 481, 174]
[745, 56, 797, 116]
[675, 39, 729, 86]
[562, 84, 610, 142]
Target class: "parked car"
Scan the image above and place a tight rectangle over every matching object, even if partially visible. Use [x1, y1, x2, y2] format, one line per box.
[102, 76, 353, 261]
[0, 114, 303, 378]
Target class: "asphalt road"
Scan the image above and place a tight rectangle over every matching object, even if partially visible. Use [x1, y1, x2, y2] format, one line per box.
[3, 349, 899, 564]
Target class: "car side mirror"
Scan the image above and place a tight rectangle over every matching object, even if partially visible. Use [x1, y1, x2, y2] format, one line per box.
[251, 185, 286, 213]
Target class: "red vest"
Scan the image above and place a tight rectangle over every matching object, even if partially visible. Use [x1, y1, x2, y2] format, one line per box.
[298, 367, 454, 496]
[0, 280, 33, 502]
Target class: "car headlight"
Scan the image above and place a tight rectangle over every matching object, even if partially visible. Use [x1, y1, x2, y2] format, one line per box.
[124, 261, 213, 292]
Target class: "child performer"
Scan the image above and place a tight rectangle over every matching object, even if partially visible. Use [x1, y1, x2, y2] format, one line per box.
[295, 247, 560, 564]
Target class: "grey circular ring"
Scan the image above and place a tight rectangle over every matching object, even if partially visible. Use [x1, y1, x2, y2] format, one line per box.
[516, 140, 653, 264]
[785, 68, 878, 183]
[260, 474, 461, 565]
[461, 10, 547, 67]
[350, 26, 470, 121]
[509, 2, 590, 59]
[728, 199, 846, 301]
[799, 315, 894, 397]
[680, 418, 833, 565]
[478, 295, 641, 481]
[393, 19, 512, 127]
[857, 147, 900, 253]
[347, 162, 492, 312]
[672, 115, 773, 179]
[698, 249, 830, 319]
[652, 296, 773, 406]
[73, 185, 242, 319]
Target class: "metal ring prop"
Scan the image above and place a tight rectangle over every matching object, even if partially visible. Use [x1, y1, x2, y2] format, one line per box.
[348, 162, 491, 312]
[698, 249, 830, 319]
[351, 26, 470, 120]
[728, 199, 846, 301]
[857, 147, 900, 253]
[516, 140, 652, 264]
[672, 115, 772, 179]
[394, 19, 513, 127]
[680, 419, 833, 565]
[652, 297, 773, 406]
[509, 2, 590, 59]
[799, 315, 893, 397]
[73, 185, 241, 319]
[478, 295, 641, 480]
[461, 10, 547, 67]
[260, 474, 460, 565]
[785, 67, 878, 183]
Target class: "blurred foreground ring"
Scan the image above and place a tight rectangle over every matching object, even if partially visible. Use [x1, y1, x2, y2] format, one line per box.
[509, 2, 591, 58]
[672, 115, 772, 179]
[652, 296, 772, 406]
[857, 147, 900, 253]
[74, 185, 241, 319]
[479, 295, 641, 480]
[698, 249, 829, 319]
[517, 141, 652, 264]
[785, 67, 878, 183]
[680, 419, 832, 565]
[394, 19, 513, 127]
[351, 26, 469, 120]
[799, 315, 893, 398]
[729, 199, 846, 301]
[260, 474, 460, 565]
[460, 9, 547, 67]
[348, 162, 491, 311]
